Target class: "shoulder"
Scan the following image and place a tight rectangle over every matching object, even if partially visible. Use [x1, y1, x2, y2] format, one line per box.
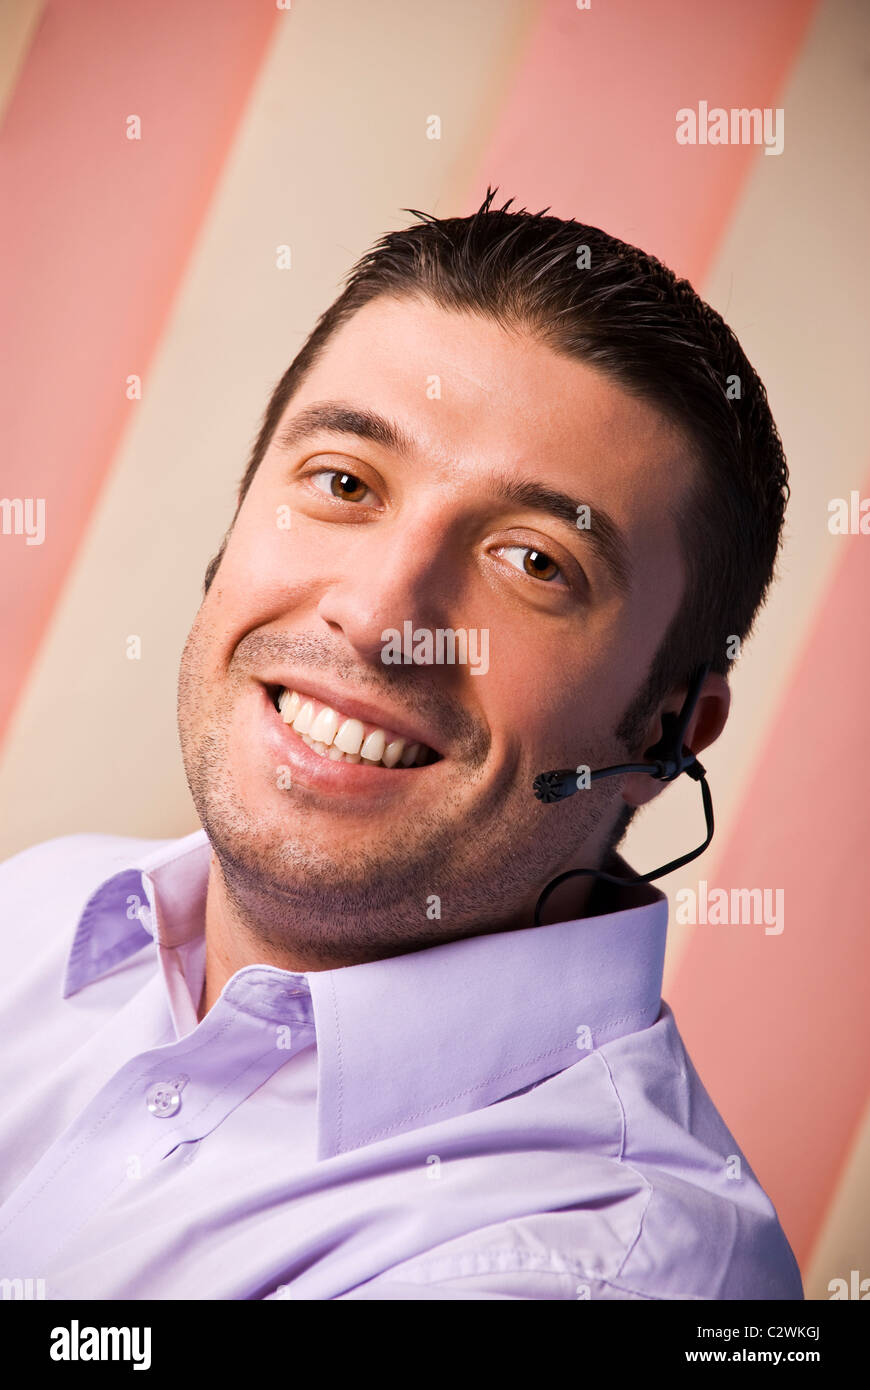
[596, 1004, 804, 1299]
[0, 832, 177, 937]
[0, 832, 171, 885]
[351, 1004, 804, 1302]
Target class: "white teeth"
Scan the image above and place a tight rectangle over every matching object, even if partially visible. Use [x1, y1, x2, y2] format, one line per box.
[359, 729, 386, 763]
[292, 701, 314, 736]
[278, 689, 301, 723]
[309, 707, 339, 745]
[334, 718, 365, 755]
[381, 739, 405, 768]
[276, 689, 435, 769]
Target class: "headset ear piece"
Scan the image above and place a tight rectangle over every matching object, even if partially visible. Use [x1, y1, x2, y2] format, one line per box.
[643, 711, 681, 764]
[531, 662, 715, 919]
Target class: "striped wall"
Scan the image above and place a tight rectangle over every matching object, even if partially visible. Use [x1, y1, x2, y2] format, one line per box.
[1, 0, 866, 1299]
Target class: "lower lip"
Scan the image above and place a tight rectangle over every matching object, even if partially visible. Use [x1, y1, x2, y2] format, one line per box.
[257, 683, 441, 798]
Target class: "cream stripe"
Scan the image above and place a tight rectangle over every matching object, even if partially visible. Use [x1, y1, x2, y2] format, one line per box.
[804, 1093, 870, 1300]
[0, 0, 44, 130]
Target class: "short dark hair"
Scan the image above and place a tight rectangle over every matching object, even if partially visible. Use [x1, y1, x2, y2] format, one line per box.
[204, 188, 789, 834]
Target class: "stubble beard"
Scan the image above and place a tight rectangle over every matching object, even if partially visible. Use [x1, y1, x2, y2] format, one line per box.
[177, 620, 627, 963]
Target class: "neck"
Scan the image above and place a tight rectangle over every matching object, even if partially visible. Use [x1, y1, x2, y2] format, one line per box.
[196, 848, 606, 1022]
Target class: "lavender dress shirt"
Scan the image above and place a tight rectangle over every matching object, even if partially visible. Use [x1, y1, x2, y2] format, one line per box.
[0, 829, 802, 1300]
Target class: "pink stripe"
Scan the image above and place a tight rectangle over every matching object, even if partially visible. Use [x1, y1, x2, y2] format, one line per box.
[0, 0, 280, 744]
[467, 0, 817, 285]
[670, 492, 870, 1265]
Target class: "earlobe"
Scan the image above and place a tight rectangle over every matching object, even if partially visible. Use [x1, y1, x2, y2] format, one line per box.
[622, 767, 667, 808]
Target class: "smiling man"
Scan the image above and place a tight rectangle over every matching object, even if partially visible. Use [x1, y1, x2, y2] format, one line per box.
[0, 191, 802, 1300]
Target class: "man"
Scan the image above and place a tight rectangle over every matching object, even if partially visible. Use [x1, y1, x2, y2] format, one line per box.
[0, 190, 802, 1300]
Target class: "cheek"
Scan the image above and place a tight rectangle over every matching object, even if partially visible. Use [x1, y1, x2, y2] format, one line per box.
[206, 524, 287, 623]
[222, 500, 334, 606]
[177, 588, 241, 712]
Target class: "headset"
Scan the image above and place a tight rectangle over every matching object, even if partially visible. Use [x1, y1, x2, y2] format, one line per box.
[531, 662, 714, 927]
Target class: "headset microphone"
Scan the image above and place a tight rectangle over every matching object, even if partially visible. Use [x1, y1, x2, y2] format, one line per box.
[531, 662, 715, 927]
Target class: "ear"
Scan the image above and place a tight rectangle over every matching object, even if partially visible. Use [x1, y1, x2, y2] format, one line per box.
[621, 671, 730, 809]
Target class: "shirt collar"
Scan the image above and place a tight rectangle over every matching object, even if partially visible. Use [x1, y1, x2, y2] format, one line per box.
[62, 829, 668, 1160]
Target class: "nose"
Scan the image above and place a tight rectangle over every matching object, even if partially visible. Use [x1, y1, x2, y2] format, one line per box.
[314, 513, 459, 668]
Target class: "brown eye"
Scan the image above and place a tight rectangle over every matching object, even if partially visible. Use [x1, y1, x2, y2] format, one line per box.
[522, 548, 559, 581]
[330, 471, 368, 502]
[496, 544, 565, 585]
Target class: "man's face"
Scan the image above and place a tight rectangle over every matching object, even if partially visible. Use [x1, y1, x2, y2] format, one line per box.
[178, 294, 694, 961]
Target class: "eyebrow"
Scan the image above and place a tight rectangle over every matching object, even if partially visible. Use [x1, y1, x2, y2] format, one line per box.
[278, 402, 416, 458]
[276, 400, 633, 594]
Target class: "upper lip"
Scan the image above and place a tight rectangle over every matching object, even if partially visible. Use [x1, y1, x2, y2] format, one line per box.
[261, 674, 446, 757]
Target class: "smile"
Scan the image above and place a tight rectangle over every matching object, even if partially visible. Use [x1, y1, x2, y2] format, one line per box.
[267, 686, 441, 770]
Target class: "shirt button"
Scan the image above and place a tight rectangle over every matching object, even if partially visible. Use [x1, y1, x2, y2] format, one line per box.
[146, 1075, 188, 1118]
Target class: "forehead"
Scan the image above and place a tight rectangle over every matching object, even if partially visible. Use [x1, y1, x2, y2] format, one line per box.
[271, 293, 696, 612]
[286, 293, 694, 501]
